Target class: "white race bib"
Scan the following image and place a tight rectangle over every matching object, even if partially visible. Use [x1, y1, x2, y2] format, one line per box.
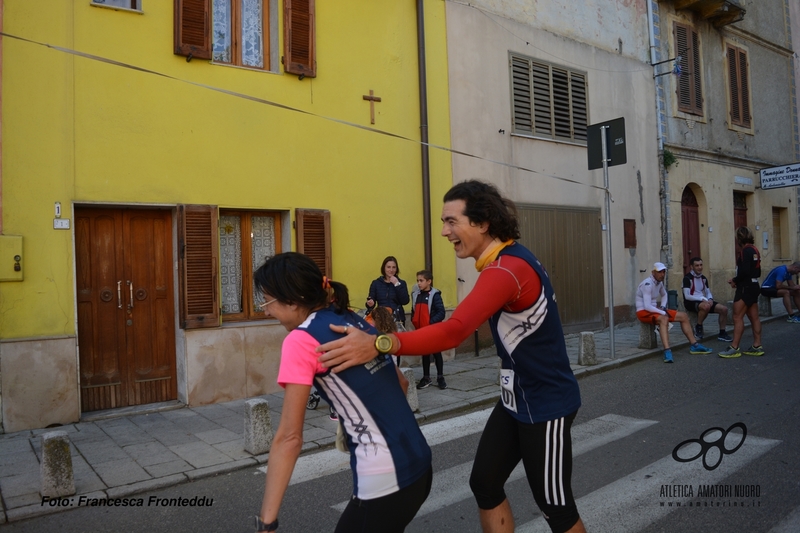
[499, 368, 517, 413]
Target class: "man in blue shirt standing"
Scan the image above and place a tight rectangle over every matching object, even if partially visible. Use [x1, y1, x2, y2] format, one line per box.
[760, 262, 800, 322]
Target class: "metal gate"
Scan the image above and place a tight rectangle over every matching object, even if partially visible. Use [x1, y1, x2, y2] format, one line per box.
[516, 205, 604, 333]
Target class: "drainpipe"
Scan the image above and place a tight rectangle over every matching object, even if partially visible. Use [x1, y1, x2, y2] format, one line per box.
[646, 0, 671, 258]
[0, 0, 4, 235]
[416, 0, 433, 272]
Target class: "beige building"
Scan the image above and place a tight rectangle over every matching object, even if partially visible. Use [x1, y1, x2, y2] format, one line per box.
[654, 0, 799, 296]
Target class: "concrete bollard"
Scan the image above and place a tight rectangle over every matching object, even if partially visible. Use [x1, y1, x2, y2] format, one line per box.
[40, 431, 75, 498]
[244, 398, 274, 455]
[758, 295, 773, 317]
[638, 321, 658, 349]
[402, 368, 419, 412]
[577, 332, 597, 366]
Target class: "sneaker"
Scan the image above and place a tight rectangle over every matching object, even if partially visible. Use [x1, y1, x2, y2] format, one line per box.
[743, 345, 765, 356]
[329, 408, 338, 421]
[663, 349, 673, 363]
[787, 315, 800, 323]
[718, 346, 741, 358]
[416, 377, 432, 390]
[717, 331, 733, 342]
[694, 324, 704, 339]
[689, 343, 713, 355]
[437, 376, 447, 390]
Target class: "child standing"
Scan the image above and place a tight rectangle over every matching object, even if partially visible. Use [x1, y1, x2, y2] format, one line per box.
[411, 270, 447, 389]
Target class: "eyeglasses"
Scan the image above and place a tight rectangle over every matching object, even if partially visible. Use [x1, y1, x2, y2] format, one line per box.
[259, 298, 278, 311]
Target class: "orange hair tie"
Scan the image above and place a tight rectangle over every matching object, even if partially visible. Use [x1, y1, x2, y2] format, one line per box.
[322, 276, 332, 289]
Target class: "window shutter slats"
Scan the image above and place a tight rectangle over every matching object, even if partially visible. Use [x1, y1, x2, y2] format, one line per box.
[728, 46, 741, 125]
[691, 31, 702, 113]
[738, 50, 750, 127]
[551, 68, 572, 139]
[284, 0, 316, 77]
[511, 57, 533, 133]
[296, 209, 331, 278]
[174, 0, 212, 59]
[532, 63, 552, 136]
[570, 73, 587, 141]
[179, 205, 220, 329]
[675, 24, 692, 112]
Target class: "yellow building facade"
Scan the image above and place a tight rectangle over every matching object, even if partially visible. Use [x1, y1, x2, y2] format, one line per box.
[0, 0, 454, 432]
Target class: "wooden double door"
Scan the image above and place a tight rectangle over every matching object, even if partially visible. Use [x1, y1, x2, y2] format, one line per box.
[75, 208, 177, 412]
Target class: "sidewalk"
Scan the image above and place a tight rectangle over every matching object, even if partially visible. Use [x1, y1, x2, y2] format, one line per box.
[0, 301, 791, 523]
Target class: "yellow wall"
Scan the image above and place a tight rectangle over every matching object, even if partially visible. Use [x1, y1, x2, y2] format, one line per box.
[1, 0, 455, 339]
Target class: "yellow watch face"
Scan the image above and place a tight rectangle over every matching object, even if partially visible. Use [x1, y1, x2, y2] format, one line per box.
[375, 335, 393, 354]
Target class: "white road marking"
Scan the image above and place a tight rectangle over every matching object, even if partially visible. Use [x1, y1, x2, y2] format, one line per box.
[332, 413, 658, 514]
[768, 505, 800, 533]
[516, 435, 781, 533]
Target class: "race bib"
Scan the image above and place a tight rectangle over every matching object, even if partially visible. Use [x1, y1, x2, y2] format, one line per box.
[499, 369, 517, 413]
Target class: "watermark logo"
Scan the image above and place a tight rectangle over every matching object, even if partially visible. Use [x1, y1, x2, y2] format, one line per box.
[672, 422, 747, 471]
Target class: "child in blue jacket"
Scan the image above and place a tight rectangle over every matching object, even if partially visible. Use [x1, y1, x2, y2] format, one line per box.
[411, 270, 447, 389]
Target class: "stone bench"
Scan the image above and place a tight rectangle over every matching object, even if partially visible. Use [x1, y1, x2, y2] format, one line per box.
[638, 321, 658, 349]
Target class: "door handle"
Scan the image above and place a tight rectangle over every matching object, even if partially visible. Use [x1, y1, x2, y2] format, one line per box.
[127, 280, 134, 311]
[117, 281, 122, 309]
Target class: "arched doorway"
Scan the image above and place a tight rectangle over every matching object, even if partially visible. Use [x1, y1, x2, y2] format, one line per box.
[681, 186, 700, 275]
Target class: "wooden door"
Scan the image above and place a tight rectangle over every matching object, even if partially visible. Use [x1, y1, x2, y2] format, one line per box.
[681, 186, 700, 275]
[76, 208, 177, 412]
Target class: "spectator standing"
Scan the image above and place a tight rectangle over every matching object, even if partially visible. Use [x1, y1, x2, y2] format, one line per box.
[682, 257, 732, 342]
[411, 270, 447, 390]
[636, 262, 713, 363]
[760, 262, 800, 323]
[719, 227, 764, 358]
[366, 256, 410, 326]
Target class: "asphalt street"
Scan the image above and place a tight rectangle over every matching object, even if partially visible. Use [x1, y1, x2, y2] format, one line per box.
[2, 319, 799, 533]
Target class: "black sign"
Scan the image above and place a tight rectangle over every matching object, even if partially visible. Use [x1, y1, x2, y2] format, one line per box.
[587, 117, 627, 170]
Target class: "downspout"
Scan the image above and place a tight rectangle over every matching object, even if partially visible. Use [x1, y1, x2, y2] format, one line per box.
[646, 0, 671, 258]
[416, 0, 433, 272]
[0, 0, 4, 235]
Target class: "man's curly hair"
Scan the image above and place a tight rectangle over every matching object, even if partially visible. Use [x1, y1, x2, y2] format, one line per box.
[443, 180, 520, 241]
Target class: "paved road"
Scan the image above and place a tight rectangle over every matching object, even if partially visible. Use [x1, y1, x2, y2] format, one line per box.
[4, 319, 799, 532]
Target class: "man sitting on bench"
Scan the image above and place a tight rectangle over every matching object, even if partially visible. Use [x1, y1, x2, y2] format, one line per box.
[760, 262, 800, 323]
[682, 257, 732, 342]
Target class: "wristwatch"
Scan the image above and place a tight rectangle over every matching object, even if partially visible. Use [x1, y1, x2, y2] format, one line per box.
[255, 516, 278, 532]
[375, 334, 393, 355]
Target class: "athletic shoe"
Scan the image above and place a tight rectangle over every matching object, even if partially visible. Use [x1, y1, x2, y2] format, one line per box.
[689, 343, 712, 354]
[437, 377, 447, 390]
[416, 377, 432, 390]
[718, 346, 741, 358]
[329, 408, 338, 421]
[717, 331, 733, 342]
[694, 324, 704, 339]
[663, 349, 673, 363]
[743, 345, 765, 357]
[787, 315, 800, 324]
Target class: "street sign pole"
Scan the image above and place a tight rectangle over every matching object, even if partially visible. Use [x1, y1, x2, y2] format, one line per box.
[601, 125, 616, 359]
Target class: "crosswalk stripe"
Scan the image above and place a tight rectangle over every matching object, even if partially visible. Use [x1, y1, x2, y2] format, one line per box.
[257, 407, 495, 484]
[332, 413, 658, 514]
[768, 505, 800, 533]
[516, 435, 780, 533]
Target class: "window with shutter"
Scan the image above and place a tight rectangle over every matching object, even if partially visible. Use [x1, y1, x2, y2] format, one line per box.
[296, 209, 331, 277]
[674, 22, 702, 116]
[727, 44, 751, 129]
[179, 205, 220, 328]
[510, 53, 588, 144]
[175, 0, 273, 70]
[284, 0, 316, 78]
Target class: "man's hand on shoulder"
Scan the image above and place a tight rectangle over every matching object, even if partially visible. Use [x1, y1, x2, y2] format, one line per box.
[317, 326, 380, 372]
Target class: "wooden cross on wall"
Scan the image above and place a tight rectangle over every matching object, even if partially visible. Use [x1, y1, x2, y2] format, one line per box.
[362, 90, 382, 124]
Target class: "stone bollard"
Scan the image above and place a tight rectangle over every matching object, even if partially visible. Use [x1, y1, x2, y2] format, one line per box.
[402, 368, 419, 412]
[40, 431, 75, 498]
[638, 321, 657, 349]
[244, 398, 274, 455]
[758, 295, 773, 317]
[577, 332, 597, 366]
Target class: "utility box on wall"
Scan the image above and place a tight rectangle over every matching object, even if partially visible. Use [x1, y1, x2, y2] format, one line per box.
[0, 235, 24, 281]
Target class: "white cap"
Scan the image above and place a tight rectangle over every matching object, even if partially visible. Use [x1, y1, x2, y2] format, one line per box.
[653, 262, 667, 272]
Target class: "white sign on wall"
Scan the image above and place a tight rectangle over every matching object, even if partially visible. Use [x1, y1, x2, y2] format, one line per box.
[760, 163, 800, 190]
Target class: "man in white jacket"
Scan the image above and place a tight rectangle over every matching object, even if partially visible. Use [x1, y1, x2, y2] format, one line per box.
[636, 262, 712, 363]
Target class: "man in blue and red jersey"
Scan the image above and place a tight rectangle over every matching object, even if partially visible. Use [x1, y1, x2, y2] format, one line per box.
[318, 180, 585, 533]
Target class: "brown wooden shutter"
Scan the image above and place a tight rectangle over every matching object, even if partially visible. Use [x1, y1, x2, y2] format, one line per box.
[174, 0, 212, 60]
[738, 49, 750, 127]
[728, 45, 742, 126]
[675, 23, 702, 115]
[691, 30, 702, 114]
[179, 205, 220, 329]
[296, 208, 331, 277]
[284, 0, 316, 77]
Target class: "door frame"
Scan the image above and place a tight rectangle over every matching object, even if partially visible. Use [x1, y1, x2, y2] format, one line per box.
[72, 203, 182, 415]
